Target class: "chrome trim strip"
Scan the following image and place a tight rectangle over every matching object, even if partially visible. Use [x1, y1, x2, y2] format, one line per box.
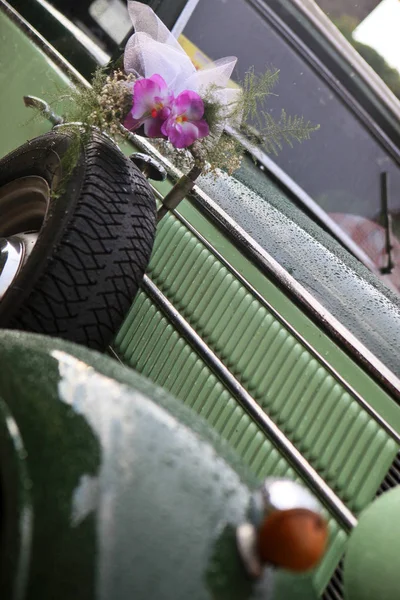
[35, 0, 111, 65]
[107, 345, 124, 365]
[0, 0, 90, 88]
[151, 188, 400, 444]
[142, 274, 358, 532]
[171, 0, 201, 37]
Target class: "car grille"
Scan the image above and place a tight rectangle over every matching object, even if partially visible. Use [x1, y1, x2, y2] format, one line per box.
[322, 561, 344, 600]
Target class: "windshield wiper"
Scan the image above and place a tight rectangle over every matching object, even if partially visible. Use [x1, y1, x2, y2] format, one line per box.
[380, 171, 394, 275]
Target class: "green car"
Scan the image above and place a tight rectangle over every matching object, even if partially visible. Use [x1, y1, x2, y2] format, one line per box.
[1, 1, 400, 598]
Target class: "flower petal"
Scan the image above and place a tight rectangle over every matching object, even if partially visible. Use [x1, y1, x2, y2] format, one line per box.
[148, 73, 169, 92]
[160, 118, 169, 138]
[123, 110, 141, 131]
[173, 90, 205, 121]
[130, 78, 159, 119]
[130, 74, 169, 119]
[159, 106, 172, 121]
[194, 118, 210, 139]
[143, 115, 167, 138]
[166, 120, 200, 148]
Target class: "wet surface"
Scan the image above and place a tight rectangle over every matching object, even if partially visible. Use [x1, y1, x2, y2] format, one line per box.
[0, 330, 318, 599]
[196, 158, 400, 381]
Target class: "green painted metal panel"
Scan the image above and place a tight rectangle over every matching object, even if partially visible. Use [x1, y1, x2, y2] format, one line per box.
[116, 288, 348, 593]
[169, 197, 400, 434]
[115, 211, 400, 591]
[2, 330, 325, 600]
[343, 487, 400, 600]
[0, 11, 72, 158]
[117, 214, 398, 511]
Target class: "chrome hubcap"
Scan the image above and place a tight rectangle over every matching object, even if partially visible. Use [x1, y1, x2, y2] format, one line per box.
[0, 237, 25, 300]
[0, 176, 50, 300]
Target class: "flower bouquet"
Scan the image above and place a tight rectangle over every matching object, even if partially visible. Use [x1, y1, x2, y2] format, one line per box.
[32, 1, 318, 218]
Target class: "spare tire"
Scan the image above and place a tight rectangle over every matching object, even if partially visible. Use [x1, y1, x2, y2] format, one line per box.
[0, 129, 156, 351]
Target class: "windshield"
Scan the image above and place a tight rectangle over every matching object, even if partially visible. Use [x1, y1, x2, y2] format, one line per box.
[180, 0, 400, 292]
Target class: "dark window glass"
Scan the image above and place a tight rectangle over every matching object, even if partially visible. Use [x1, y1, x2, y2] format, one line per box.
[183, 0, 400, 281]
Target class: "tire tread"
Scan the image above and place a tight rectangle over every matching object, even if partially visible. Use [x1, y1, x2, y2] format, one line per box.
[8, 133, 156, 350]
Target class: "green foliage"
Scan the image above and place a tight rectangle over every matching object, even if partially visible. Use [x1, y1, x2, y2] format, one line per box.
[199, 68, 319, 172]
[61, 67, 134, 135]
[198, 132, 244, 175]
[48, 68, 136, 197]
[240, 67, 280, 123]
[64, 67, 108, 125]
[203, 67, 282, 132]
[247, 109, 319, 155]
[50, 126, 83, 200]
[239, 69, 318, 153]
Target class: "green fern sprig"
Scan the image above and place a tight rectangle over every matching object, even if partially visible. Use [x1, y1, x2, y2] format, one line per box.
[241, 67, 280, 123]
[200, 69, 319, 173]
[256, 109, 320, 155]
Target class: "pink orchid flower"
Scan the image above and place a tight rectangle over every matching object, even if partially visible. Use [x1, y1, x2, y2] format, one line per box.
[124, 74, 174, 138]
[161, 90, 209, 149]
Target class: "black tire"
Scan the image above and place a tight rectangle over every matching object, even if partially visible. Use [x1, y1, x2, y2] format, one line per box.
[0, 130, 156, 350]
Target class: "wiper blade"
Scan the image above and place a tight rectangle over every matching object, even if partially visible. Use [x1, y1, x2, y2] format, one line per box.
[380, 171, 394, 274]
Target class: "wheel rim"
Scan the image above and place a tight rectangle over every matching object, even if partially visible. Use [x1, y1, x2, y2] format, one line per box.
[0, 176, 50, 300]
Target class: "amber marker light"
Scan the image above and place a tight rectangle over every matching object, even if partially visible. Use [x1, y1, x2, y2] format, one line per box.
[257, 507, 328, 571]
[237, 479, 329, 577]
